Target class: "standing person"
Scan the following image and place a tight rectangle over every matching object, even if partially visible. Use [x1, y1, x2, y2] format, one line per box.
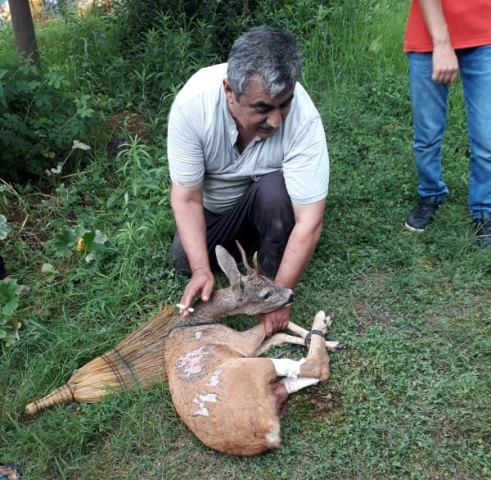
[167, 26, 329, 336]
[403, 0, 491, 247]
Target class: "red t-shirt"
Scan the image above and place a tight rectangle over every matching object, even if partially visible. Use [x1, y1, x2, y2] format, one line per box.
[404, 0, 491, 52]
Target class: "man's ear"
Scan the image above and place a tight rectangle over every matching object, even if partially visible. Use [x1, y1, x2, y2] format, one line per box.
[215, 245, 242, 289]
[223, 79, 235, 103]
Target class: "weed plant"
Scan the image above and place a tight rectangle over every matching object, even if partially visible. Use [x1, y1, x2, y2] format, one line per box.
[1, 1, 490, 479]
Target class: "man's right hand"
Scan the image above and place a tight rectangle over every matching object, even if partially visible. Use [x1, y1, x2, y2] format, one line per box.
[432, 43, 459, 84]
[178, 268, 215, 316]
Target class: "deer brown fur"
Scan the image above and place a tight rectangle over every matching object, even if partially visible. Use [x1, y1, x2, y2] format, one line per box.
[163, 244, 340, 455]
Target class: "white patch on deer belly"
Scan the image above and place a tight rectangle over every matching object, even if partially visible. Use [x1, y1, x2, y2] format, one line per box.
[207, 368, 223, 387]
[192, 406, 210, 417]
[191, 393, 218, 417]
[197, 393, 218, 403]
[195, 331, 203, 340]
[175, 346, 207, 377]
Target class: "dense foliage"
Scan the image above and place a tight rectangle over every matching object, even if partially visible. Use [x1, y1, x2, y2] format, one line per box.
[0, 63, 97, 179]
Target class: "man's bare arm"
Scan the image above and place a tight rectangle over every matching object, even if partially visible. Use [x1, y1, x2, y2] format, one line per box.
[170, 182, 215, 313]
[418, 0, 458, 83]
[260, 199, 326, 336]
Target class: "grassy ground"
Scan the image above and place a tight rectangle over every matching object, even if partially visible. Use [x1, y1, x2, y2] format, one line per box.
[1, 1, 490, 479]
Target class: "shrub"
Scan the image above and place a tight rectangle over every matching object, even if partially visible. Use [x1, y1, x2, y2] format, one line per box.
[0, 61, 99, 180]
[111, 0, 287, 60]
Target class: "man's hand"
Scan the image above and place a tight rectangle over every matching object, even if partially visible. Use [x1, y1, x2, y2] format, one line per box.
[417, 0, 458, 84]
[179, 268, 215, 316]
[432, 43, 459, 84]
[260, 305, 291, 337]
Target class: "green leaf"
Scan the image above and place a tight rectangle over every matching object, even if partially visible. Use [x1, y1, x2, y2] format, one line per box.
[0, 279, 18, 303]
[41, 263, 56, 274]
[51, 229, 77, 257]
[94, 230, 108, 245]
[0, 214, 9, 240]
[2, 296, 19, 318]
[81, 230, 96, 253]
[106, 194, 117, 209]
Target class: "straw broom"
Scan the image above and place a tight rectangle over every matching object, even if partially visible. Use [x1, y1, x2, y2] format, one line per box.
[25, 306, 177, 415]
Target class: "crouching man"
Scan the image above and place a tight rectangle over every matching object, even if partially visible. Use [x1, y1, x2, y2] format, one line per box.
[167, 26, 330, 336]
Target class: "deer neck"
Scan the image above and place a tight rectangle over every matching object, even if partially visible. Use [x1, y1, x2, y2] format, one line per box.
[190, 288, 238, 323]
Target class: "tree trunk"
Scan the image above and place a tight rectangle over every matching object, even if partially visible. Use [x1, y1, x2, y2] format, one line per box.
[8, 0, 41, 67]
[242, 0, 250, 16]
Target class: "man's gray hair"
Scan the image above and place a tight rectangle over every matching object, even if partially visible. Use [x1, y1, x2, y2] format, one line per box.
[227, 26, 302, 98]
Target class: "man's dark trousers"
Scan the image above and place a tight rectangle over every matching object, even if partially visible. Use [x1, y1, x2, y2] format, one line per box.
[171, 170, 295, 279]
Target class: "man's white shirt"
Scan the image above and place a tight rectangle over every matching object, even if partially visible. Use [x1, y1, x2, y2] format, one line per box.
[168, 63, 329, 215]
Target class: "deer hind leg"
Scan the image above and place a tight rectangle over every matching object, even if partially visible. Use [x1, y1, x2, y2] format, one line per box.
[270, 357, 322, 396]
[270, 311, 331, 382]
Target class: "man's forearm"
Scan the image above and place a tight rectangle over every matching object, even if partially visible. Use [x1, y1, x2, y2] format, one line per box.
[171, 192, 210, 273]
[274, 221, 322, 289]
[418, 0, 450, 46]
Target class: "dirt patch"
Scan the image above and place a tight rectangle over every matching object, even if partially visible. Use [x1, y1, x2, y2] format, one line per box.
[308, 389, 341, 419]
[106, 111, 149, 140]
[355, 298, 395, 329]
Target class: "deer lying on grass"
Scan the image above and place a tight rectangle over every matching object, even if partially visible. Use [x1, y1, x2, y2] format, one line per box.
[25, 244, 341, 456]
[165, 244, 342, 455]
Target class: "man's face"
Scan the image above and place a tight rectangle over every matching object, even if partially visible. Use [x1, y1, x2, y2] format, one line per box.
[224, 76, 294, 141]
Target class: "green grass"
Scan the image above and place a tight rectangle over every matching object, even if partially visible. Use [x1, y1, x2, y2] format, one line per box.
[1, 1, 490, 479]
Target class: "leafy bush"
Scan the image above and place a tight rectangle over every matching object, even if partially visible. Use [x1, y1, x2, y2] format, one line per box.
[111, 0, 287, 60]
[0, 61, 99, 180]
[0, 279, 20, 346]
[0, 214, 21, 346]
[0, 213, 9, 239]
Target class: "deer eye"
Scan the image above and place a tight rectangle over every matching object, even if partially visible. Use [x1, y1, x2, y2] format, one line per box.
[260, 290, 273, 300]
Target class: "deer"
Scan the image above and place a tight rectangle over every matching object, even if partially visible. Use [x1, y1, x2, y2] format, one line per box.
[24, 243, 341, 456]
[164, 243, 342, 456]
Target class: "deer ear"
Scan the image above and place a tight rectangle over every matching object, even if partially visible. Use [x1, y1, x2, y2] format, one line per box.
[215, 245, 242, 287]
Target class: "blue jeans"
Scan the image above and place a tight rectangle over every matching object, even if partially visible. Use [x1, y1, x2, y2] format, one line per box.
[408, 45, 491, 219]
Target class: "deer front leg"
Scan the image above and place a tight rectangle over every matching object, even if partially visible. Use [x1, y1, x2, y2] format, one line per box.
[298, 311, 331, 381]
[223, 324, 268, 357]
[255, 333, 305, 356]
[288, 320, 343, 352]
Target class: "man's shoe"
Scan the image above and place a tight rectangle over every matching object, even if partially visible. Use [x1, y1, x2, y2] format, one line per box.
[405, 196, 444, 232]
[474, 212, 491, 248]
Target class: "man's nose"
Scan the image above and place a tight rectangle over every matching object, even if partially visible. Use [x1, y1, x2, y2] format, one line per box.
[267, 109, 282, 129]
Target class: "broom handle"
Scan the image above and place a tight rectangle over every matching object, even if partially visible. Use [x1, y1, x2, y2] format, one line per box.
[25, 384, 74, 415]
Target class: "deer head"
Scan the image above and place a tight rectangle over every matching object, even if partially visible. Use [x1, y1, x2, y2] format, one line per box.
[215, 243, 294, 316]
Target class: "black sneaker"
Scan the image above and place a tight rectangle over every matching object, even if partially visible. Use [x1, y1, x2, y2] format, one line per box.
[474, 212, 491, 248]
[404, 196, 444, 232]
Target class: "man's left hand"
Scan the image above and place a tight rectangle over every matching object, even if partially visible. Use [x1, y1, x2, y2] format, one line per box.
[260, 305, 291, 337]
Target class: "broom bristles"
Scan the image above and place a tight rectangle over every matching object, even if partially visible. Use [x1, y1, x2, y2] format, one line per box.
[25, 306, 177, 415]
